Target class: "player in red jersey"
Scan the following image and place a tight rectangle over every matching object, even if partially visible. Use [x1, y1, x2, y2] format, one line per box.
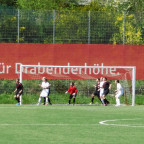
[14, 78, 23, 105]
[65, 82, 78, 105]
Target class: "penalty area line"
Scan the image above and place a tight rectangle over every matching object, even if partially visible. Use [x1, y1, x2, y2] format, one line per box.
[99, 118, 144, 128]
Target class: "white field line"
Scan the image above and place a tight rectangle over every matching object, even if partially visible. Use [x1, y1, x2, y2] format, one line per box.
[99, 119, 144, 128]
[0, 123, 100, 126]
[0, 119, 143, 127]
[0, 119, 143, 128]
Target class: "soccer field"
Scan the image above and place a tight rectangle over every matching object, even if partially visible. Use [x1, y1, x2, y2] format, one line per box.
[0, 105, 144, 144]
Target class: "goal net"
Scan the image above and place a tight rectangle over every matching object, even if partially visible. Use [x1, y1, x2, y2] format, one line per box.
[19, 65, 136, 106]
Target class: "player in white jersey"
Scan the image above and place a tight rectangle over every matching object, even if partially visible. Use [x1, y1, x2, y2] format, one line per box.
[115, 80, 124, 106]
[99, 77, 105, 105]
[37, 77, 51, 105]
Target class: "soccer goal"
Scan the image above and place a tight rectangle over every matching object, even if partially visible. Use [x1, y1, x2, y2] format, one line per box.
[19, 65, 136, 106]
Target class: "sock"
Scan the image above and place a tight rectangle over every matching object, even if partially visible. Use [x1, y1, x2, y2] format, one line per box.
[68, 99, 71, 104]
[38, 98, 41, 104]
[91, 97, 94, 103]
[104, 99, 109, 104]
[101, 99, 105, 105]
[16, 98, 18, 103]
[18, 97, 20, 103]
[104, 99, 107, 104]
[44, 97, 46, 104]
[117, 99, 120, 105]
[46, 97, 48, 104]
[73, 98, 75, 104]
[48, 98, 52, 104]
[16, 97, 20, 103]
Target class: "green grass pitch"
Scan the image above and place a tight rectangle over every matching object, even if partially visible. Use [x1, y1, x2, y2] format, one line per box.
[0, 105, 144, 144]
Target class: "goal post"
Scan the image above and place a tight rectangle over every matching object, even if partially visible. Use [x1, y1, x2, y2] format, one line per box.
[19, 65, 136, 106]
[132, 66, 136, 106]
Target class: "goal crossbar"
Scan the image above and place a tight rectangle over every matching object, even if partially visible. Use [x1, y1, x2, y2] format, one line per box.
[20, 65, 135, 69]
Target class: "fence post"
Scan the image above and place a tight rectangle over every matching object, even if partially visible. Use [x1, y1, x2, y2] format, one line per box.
[123, 11, 125, 44]
[17, 9, 20, 43]
[88, 10, 91, 44]
[88, 10, 91, 97]
[53, 10, 55, 44]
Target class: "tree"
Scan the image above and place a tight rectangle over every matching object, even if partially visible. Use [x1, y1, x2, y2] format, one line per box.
[128, 0, 144, 12]
[0, 0, 17, 7]
[16, 0, 80, 10]
[110, 13, 143, 44]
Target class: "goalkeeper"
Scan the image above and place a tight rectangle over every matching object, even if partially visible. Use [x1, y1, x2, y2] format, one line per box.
[65, 82, 78, 105]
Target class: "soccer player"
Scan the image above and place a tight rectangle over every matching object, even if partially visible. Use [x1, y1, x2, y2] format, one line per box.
[14, 78, 23, 105]
[115, 80, 124, 106]
[37, 77, 51, 105]
[65, 82, 78, 105]
[102, 77, 112, 105]
[90, 78, 101, 104]
[99, 77, 105, 105]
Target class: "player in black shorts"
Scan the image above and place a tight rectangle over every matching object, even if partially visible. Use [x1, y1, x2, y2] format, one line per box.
[14, 78, 23, 105]
[103, 77, 112, 105]
[90, 78, 102, 104]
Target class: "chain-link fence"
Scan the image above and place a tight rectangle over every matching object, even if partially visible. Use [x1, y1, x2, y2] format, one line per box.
[0, 7, 143, 44]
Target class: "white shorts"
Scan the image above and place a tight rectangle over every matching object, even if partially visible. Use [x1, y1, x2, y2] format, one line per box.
[40, 89, 50, 97]
[116, 90, 124, 98]
[100, 89, 104, 97]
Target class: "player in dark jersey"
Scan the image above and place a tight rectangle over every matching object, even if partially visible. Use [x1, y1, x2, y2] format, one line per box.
[14, 78, 23, 105]
[65, 82, 78, 105]
[103, 77, 112, 105]
[90, 78, 102, 104]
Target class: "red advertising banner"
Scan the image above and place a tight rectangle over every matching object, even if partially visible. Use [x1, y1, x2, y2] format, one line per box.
[0, 43, 143, 80]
